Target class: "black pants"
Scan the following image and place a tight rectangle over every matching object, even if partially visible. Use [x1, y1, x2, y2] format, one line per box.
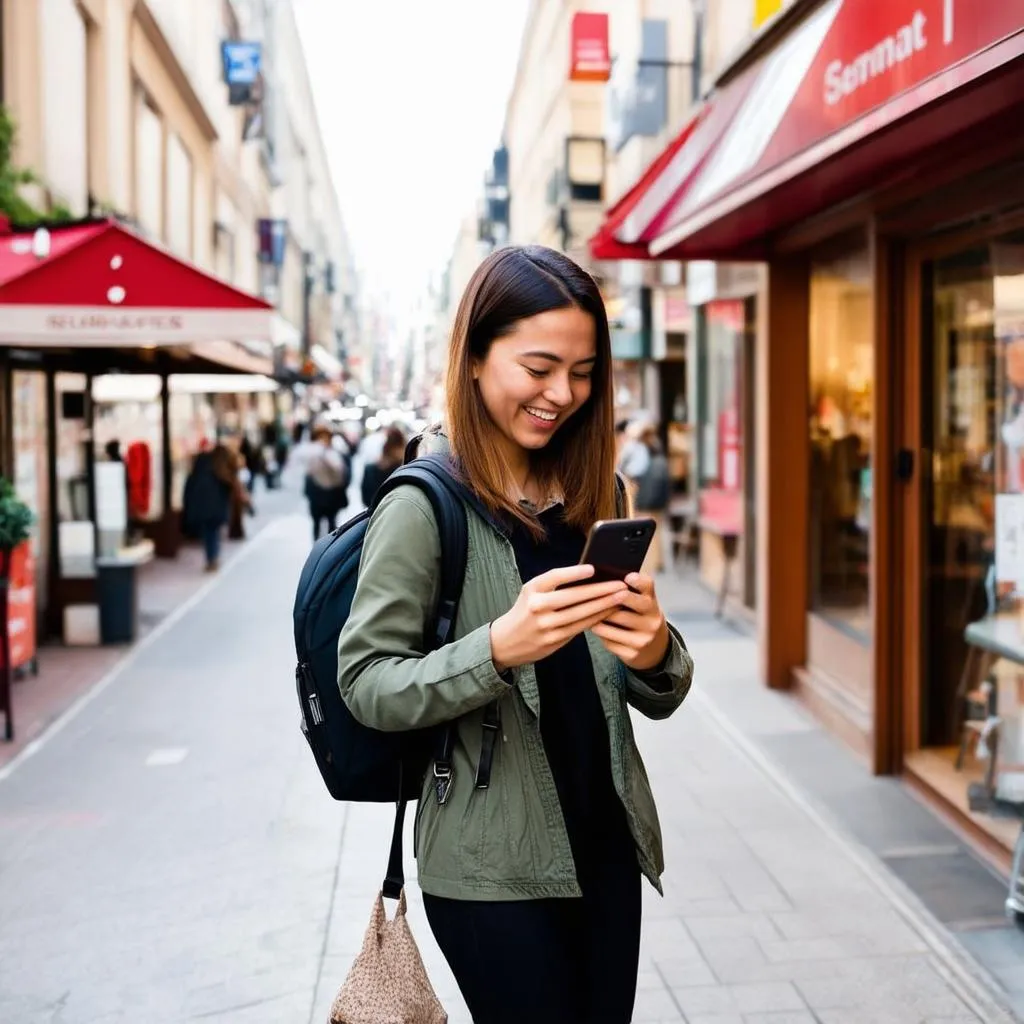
[423, 862, 641, 1024]
[312, 512, 336, 542]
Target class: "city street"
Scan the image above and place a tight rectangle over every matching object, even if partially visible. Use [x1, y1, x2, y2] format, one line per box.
[0, 499, 1019, 1023]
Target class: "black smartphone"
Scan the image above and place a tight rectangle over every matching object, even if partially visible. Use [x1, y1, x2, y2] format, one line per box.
[576, 517, 656, 585]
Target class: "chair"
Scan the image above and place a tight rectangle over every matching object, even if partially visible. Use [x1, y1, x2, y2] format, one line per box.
[968, 767, 1024, 925]
[955, 561, 998, 771]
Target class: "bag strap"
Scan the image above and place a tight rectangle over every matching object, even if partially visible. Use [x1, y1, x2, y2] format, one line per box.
[374, 455, 469, 645]
[614, 472, 628, 518]
[372, 455, 470, 900]
[382, 798, 408, 901]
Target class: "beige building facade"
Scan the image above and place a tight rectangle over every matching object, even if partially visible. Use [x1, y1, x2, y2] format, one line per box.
[485, 0, 793, 609]
[504, 0, 611, 268]
[1, 0, 357, 370]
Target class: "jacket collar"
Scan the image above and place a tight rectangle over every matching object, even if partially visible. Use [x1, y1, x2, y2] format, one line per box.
[412, 425, 557, 540]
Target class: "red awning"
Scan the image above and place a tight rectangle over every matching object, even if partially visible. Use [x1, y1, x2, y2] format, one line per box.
[589, 111, 707, 262]
[588, 80, 755, 262]
[649, 0, 1024, 259]
[0, 218, 274, 346]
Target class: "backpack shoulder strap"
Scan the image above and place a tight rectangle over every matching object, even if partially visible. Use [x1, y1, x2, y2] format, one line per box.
[371, 454, 468, 648]
[614, 471, 629, 518]
[370, 454, 470, 903]
[402, 432, 423, 464]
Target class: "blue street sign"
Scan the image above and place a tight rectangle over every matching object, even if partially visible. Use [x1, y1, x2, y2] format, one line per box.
[221, 41, 262, 87]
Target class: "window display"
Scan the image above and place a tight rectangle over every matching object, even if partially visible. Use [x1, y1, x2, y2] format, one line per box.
[11, 371, 48, 630]
[699, 300, 745, 491]
[912, 233, 1024, 856]
[807, 239, 873, 639]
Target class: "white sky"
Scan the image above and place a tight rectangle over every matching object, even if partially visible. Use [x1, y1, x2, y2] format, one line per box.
[292, 0, 530, 307]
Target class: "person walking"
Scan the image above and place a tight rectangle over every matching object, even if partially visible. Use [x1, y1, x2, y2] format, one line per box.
[304, 425, 348, 541]
[630, 423, 672, 575]
[359, 425, 406, 508]
[181, 442, 234, 571]
[337, 245, 693, 1024]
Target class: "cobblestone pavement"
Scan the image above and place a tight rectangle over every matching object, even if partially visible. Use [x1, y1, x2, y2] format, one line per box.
[0, 512, 1017, 1023]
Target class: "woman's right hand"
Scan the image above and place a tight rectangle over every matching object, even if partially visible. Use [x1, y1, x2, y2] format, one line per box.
[489, 564, 629, 672]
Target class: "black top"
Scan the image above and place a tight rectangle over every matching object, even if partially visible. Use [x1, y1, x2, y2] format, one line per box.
[507, 505, 637, 884]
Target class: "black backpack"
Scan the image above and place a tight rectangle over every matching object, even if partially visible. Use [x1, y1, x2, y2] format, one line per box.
[293, 453, 469, 896]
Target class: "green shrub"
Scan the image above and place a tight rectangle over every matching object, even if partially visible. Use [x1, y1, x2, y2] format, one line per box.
[0, 478, 34, 553]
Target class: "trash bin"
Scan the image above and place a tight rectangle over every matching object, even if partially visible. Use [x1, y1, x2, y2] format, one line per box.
[94, 541, 154, 645]
[95, 560, 139, 644]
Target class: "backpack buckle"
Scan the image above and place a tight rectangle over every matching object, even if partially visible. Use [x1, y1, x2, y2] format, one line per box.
[433, 763, 453, 805]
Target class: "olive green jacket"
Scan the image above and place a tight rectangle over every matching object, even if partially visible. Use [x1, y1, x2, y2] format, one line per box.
[337, 457, 693, 901]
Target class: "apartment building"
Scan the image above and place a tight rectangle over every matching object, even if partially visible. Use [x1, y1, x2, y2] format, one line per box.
[504, 1, 611, 267]
[0, 0, 356, 643]
[1, 0, 355, 369]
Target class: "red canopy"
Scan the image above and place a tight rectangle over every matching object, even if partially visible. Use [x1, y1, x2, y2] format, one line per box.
[651, 0, 1024, 258]
[0, 218, 274, 346]
[591, 0, 1024, 263]
[588, 78, 755, 263]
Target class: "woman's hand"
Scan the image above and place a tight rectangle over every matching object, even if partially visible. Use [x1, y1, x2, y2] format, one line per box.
[490, 565, 629, 672]
[591, 573, 670, 671]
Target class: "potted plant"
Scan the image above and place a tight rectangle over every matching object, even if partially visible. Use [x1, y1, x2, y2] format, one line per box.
[0, 477, 33, 741]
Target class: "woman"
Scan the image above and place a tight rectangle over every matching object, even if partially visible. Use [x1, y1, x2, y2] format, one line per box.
[226, 439, 255, 540]
[359, 425, 406, 508]
[338, 246, 693, 1024]
[304, 425, 348, 541]
[182, 442, 235, 572]
[630, 423, 672, 575]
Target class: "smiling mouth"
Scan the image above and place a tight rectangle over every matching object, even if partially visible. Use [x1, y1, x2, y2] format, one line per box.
[524, 406, 558, 422]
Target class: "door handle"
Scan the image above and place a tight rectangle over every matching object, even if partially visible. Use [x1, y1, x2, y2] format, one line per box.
[896, 449, 915, 482]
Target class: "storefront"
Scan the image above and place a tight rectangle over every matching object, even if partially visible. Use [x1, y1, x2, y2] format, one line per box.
[0, 217, 277, 644]
[687, 262, 761, 609]
[651, 286, 694, 499]
[591, 0, 1024, 861]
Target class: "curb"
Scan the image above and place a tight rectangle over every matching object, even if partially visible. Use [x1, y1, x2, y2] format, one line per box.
[691, 683, 1021, 1023]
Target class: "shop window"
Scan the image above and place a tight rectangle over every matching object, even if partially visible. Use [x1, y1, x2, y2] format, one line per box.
[41, 0, 88, 214]
[909, 231, 1024, 855]
[11, 372, 50, 619]
[55, 373, 90, 526]
[135, 92, 164, 239]
[699, 300, 746, 492]
[166, 133, 194, 259]
[808, 238, 873, 639]
[696, 298, 756, 609]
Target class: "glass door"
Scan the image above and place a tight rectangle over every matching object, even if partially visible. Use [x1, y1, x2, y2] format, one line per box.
[909, 232, 1024, 847]
[919, 248, 995, 752]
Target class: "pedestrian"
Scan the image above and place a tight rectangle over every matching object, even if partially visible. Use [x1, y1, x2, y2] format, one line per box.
[226, 439, 254, 540]
[238, 434, 264, 495]
[181, 442, 235, 571]
[616, 418, 651, 503]
[359, 425, 406, 508]
[304, 425, 348, 541]
[337, 244, 693, 1024]
[630, 423, 672, 575]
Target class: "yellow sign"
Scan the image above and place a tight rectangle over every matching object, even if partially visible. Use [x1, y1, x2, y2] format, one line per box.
[754, 0, 783, 28]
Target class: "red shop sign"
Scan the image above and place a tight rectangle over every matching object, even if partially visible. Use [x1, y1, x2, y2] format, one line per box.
[569, 12, 611, 82]
[783, 0, 1024, 161]
[669, 0, 1024, 230]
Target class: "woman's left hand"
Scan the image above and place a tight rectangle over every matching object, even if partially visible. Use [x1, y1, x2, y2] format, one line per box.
[590, 573, 671, 671]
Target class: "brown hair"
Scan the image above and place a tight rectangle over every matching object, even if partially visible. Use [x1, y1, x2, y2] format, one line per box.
[381, 426, 406, 466]
[445, 245, 616, 535]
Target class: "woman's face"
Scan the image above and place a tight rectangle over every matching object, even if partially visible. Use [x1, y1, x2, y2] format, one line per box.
[472, 306, 597, 465]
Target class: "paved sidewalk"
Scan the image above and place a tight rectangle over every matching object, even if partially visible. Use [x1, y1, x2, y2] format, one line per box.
[314, 606, 1020, 1024]
[0, 482, 296, 770]
[0, 511, 1018, 1023]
